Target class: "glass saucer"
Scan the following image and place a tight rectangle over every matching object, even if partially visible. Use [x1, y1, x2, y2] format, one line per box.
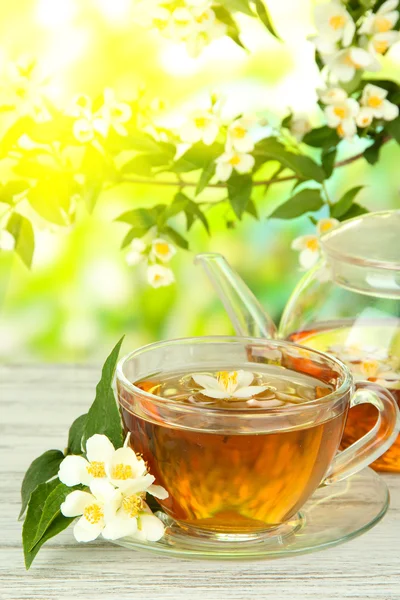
[112, 467, 388, 560]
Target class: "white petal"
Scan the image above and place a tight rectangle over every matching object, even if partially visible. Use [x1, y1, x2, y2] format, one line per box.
[86, 434, 115, 464]
[89, 479, 119, 503]
[180, 122, 201, 144]
[58, 455, 91, 486]
[73, 119, 94, 143]
[378, 0, 399, 14]
[147, 484, 169, 499]
[93, 117, 109, 138]
[299, 248, 320, 270]
[61, 491, 94, 517]
[113, 122, 128, 136]
[135, 514, 165, 542]
[333, 61, 355, 82]
[291, 235, 317, 251]
[247, 398, 284, 408]
[230, 135, 255, 153]
[236, 370, 254, 388]
[192, 374, 221, 390]
[317, 218, 339, 235]
[235, 153, 255, 174]
[102, 512, 138, 540]
[109, 446, 147, 479]
[198, 388, 230, 399]
[233, 385, 269, 399]
[342, 20, 356, 47]
[382, 100, 399, 121]
[215, 161, 232, 181]
[73, 516, 104, 542]
[202, 122, 219, 146]
[122, 474, 156, 495]
[356, 107, 374, 127]
[325, 106, 341, 127]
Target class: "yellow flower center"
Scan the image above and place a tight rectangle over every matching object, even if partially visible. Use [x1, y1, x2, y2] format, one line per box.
[232, 126, 247, 139]
[153, 18, 168, 30]
[229, 155, 241, 166]
[343, 54, 361, 68]
[329, 15, 346, 30]
[319, 221, 335, 233]
[122, 494, 144, 517]
[196, 11, 209, 23]
[194, 116, 209, 129]
[375, 17, 392, 33]
[305, 238, 319, 251]
[361, 116, 370, 124]
[333, 106, 346, 119]
[367, 95, 383, 108]
[154, 242, 170, 256]
[175, 19, 190, 26]
[360, 360, 380, 378]
[154, 274, 163, 283]
[217, 371, 238, 390]
[86, 461, 106, 478]
[337, 124, 345, 137]
[83, 503, 104, 524]
[112, 463, 133, 480]
[373, 39, 389, 54]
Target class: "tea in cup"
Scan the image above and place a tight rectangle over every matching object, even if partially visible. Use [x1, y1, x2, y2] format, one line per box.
[116, 337, 399, 540]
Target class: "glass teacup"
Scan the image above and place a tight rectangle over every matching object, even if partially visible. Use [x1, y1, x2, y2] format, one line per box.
[116, 337, 399, 541]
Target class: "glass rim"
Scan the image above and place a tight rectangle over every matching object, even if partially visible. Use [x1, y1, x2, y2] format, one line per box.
[116, 336, 353, 416]
[320, 210, 400, 272]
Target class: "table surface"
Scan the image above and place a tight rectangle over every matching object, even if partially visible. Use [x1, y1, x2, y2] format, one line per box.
[1, 363, 400, 600]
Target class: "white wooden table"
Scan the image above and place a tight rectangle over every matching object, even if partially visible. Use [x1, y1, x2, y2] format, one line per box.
[1, 364, 399, 600]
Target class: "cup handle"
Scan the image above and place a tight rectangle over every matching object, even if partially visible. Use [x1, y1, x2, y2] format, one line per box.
[323, 382, 400, 485]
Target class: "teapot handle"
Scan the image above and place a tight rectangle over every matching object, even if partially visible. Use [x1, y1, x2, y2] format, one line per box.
[195, 253, 277, 339]
[323, 382, 400, 485]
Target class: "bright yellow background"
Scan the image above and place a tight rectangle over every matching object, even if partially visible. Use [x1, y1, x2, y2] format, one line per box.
[0, 0, 399, 361]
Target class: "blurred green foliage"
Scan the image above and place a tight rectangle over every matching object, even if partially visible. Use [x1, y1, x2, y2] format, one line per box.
[0, 0, 399, 362]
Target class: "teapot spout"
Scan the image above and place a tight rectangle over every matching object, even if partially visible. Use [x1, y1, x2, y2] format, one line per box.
[195, 253, 277, 339]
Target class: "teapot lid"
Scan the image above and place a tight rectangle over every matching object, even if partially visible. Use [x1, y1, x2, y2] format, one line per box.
[320, 210, 400, 298]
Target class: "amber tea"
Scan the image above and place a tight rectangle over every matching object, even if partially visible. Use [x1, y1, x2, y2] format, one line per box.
[118, 366, 347, 534]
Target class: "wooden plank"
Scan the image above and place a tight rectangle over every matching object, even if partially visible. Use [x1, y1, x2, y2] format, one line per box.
[1, 364, 399, 600]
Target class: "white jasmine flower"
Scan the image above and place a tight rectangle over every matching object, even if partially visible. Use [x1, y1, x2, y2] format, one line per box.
[314, 1, 355, 46]
[309, 34, 337, 55]
[351, 359, 400, 390]
[329, 344, 388, 362]
[126, 238, 147, 266]
[147, 264, 175, 288]
[102, 493, 165, 542]
[186, 20, 226, 58]
[289, 115, 312, 141]
[360, 83, 399, 121]
[68, 94, 93, 118]
[106, 445, 168, 499]
[215, 150, 255, 181]
[150, 238, 176, 263]
[180, 109, 220, 145]
[359, 0, 399, 35]
[292, 219, 339, 269]
[192, 370, 270, 400]
[369, 30, 400, 55]
[356, 107, 374, 127]
[61, 479, 120, 542]
[170, 7, 196, 40]
[58, 434, 115, 487]
[227, 117, 255, 153]
[0, 230, 15, 252]
[99, 88, 132, 137]
[324, 97, 359, 138]
[318, 87, 348, 104]
[73, 114, 109, 143]
[326, 47, 381, 82]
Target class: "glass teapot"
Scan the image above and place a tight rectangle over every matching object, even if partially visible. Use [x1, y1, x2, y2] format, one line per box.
[196, 210, 400, 473]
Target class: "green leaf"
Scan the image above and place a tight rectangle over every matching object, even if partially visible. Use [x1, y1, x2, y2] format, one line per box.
[302, 126, 339, 149]
[245, 198, 259, 219]
[0, 116, 35, 157]
[270, 188, 324, 219]
[116, 207, 157, 228]
[0, 180, 30, 205]
[331, 186, 365, 219]
[163, 225, 189, 249]
[83, 337, 125, 449]
[336, 202, 368, 222]
[321, 147, 337, 179]
[19, 449, 64, 519]
[30, 482, 73, 550]
[23, 479, 73, 569]
[80, 146, 111, 213]
[186, 201, 210, 234]
[212, 6, 246, 49]
[227, 173, 253, 218]
[252, 0, 280, 39]
[6, 213, 35, 268]
[364, 135, 386, 165]
[195, 160, 216, 195]
[67, 414, 88, 455]
[172, 142, 223, 173]
[28, 175, 73, 225]
[166, 193, 189, 219]
[121, 155, 153, 176]
[223, 0, 254, 16]
[254, 138, 326, 182]
[386, 116, 400, 144]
